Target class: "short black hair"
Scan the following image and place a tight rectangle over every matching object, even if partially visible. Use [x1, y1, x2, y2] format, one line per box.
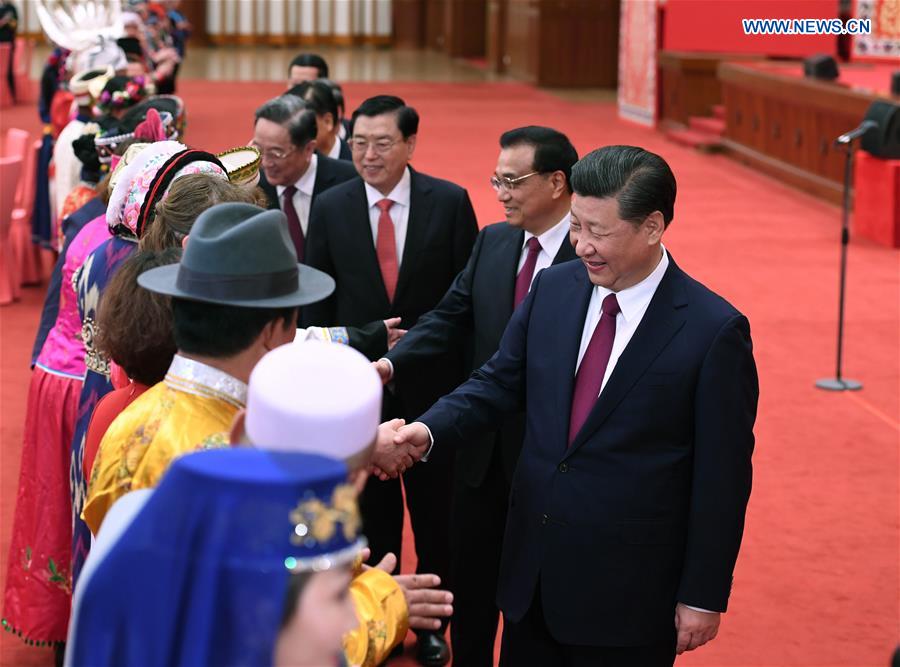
[171, 299, 296, 358]
[288, 53, 329, 79]
[254, 95, 317, 148]
[286, 80, 339, 126]
[351, 95, 419, 139]
[499, 126, 579, 192]
[570, 145, 676, 227]
[319, 78, 345, 117]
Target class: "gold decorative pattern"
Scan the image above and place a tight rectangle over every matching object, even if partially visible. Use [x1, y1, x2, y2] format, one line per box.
[289, 484, 360, 546]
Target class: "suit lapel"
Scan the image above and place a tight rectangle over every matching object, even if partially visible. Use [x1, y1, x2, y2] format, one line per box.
[343, 182, 391, 309]
[496, 227, 524, 318]
[552, 236, 578, 265]
[564, 261, 688, 457]
[554, 265, 596, 447]
[394, 168, 433, 304]
[312, 159, 333, 198]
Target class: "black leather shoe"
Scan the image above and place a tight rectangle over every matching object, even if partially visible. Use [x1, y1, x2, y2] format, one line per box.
[416, 632, 450, 666]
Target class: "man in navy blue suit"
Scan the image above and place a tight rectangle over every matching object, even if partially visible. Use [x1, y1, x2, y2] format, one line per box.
[392, 145, 759, 666]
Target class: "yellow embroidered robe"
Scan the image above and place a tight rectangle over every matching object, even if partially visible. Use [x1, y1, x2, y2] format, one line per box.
[83, 357, 243, 534]
[344, 568, 410, 667]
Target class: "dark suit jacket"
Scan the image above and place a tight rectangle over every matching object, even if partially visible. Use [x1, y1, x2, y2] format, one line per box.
[419, 255, 758, 646]
[258, 154, 357, 211]
[386, 221, 576, 486]
[303, 167, 479, 420]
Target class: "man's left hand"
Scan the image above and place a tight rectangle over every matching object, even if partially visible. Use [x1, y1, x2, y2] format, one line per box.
[674, 603, 720, 654]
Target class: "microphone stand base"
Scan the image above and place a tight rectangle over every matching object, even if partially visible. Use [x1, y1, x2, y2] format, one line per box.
[815, 378, 863, 391]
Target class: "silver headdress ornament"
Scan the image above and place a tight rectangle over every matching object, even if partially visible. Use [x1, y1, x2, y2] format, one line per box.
[36, 0, 128, 75]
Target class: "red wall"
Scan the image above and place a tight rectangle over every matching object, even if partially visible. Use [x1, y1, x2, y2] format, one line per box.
[663, 0, 838, 57]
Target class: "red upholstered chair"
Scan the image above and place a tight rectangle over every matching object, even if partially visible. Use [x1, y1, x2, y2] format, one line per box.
[0, 43, 11, 109]
[0, 155, 23, 305]
[6, 132, 43, 285]
[12, 38, 33, 105]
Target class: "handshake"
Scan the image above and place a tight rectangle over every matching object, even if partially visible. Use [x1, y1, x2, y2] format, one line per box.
[370, 418, 431, 480]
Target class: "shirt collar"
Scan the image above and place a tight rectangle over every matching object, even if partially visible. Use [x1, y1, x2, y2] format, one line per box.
[595, 245, 669, 323]
[326, 139, 341, 160]
[164, 354, 248, 409]
[523, 211, 571, 258]
[364, 166, 411, 210]
[276, 153, 318, 198]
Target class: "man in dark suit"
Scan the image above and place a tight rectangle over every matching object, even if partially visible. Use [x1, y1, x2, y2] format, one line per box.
[393, 145, 759, 666]
[287, 80, 352, 161]
[373, 126, 578, 666]
[252, 95, 356, 260]
[303, 95, 479, 665]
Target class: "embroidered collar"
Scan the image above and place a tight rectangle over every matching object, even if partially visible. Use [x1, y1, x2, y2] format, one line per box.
[164, 355, 248, 409]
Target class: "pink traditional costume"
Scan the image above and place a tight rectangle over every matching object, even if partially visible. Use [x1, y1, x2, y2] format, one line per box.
[1, 214, 110, 647]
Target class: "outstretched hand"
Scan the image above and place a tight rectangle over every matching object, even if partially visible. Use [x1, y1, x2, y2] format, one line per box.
[370, 553, 453, 631]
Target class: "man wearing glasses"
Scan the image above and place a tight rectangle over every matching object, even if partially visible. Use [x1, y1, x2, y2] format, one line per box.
[303, 95, 478, 666]
[252, 95, 357, 260]
[374, 126, 578, 666]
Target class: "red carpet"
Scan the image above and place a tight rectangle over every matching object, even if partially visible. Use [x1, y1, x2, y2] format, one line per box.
[1, 79, 898, 667]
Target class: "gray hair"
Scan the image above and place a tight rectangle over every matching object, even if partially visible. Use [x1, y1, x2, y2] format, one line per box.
[254, 95, 317, 148]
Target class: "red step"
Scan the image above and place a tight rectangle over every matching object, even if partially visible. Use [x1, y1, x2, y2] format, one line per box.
[712, 104, 726, 120]
[664, 126, 722, 152]
[688, 115, 726, 136]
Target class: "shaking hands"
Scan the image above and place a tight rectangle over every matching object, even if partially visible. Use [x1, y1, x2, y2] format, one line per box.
[371, 419, 432, 480]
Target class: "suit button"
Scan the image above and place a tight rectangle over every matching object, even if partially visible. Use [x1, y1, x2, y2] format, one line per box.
[541, 513, 549, 525]
[558, 463, 568, 473]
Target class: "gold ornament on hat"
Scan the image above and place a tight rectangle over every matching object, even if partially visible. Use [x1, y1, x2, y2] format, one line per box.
[289, 484, 361, 546]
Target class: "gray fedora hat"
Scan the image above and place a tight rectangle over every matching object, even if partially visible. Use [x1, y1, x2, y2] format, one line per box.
[138, 203, 335, 308]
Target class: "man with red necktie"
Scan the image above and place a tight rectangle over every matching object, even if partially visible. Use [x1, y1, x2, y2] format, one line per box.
[374, 126, 578, 666]
[302, 95, 478, 665]
[394, 145, 759, 667]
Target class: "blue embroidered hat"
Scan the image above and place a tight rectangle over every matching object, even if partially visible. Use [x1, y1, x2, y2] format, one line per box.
[67, 448, 364, 667]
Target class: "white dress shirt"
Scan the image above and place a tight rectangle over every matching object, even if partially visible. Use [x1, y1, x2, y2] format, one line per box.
[275, 153, 318, 236]
[575, 246, 669, 394]
[326, 137, 341, 160]
[518, 213, 571, 287]
[364, 166, 411, 265]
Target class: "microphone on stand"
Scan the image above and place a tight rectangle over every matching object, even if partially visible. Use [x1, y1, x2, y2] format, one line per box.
[834, 119, 878, 146]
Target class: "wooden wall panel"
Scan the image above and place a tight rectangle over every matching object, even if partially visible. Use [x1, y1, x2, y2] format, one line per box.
[719, 62, 885, 204]
[425, 0, 446, 50]
[537, 0, 618, 87]
[393, 0, 426, 49]
[658, 52, 764, 126]
[504, 0, 537, 83]
[498, 0, 618, 88]
[486, 0, 507, 72]
[443, 0, 486, 58]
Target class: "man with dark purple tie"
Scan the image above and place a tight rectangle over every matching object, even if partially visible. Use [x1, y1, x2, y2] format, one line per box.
[252, 95, 357, 260]
[302, 96, 478, 666]
[393, 145, 759, 666]
[373, 126, 578, 666]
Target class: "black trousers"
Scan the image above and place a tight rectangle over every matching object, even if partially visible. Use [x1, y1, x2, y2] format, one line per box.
[359, 451, 453, 632]
[500, 585, 676, 667]
[2, 39, 14, 101]
[449, 447, 509, 667]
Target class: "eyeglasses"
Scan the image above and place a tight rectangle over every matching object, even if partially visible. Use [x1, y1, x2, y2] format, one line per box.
[490, 171, 541, 192]
[251, 143, 296, 162]
[350, 138, 401, 155]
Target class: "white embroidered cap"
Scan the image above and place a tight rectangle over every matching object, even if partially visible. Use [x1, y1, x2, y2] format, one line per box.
[246, 341, 382, 460]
